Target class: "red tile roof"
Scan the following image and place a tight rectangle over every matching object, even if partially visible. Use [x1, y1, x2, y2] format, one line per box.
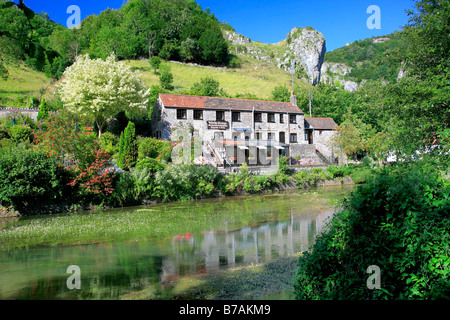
[159, 94, 304, 114]
[305, 117, 338, 130]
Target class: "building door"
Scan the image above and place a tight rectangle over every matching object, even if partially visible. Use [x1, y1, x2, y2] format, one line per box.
[308, 130, 313, 145]
[279, 132, 285, 144]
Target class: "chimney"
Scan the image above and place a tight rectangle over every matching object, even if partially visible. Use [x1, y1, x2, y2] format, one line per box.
[290, 92, 297, 106]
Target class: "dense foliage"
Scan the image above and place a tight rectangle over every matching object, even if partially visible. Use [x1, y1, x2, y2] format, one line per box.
[0, 145, 72, 210]
[324, 31, 408, 83]
[117, 121, 138, 170]
[0, 1, 63, 78]
[294, 164, 450, 299]
[0, 0, 230, 81]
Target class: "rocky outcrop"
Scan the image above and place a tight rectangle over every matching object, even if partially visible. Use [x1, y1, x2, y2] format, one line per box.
[373, 37, 390, 44]
[224, 27, 326, 86]
[277, 27, 326, 85]
[223, 30, 251, 45]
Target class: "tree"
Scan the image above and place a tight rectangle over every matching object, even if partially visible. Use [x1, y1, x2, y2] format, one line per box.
[385, 0, 450, 153]
[117, 121, 137, 170]
[36, 97, 49, 121]
[331, 109, 380, 161]
[198, 28, 229, 65]
[58, 54, 150, 138]
[149, 56, 161, 74]
[271, 86, 290, 102]
[159, 64, 174, 90]
[190, 77, 223, 97]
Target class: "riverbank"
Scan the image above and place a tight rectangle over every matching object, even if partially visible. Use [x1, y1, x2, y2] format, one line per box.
[0, 176, 354, 218]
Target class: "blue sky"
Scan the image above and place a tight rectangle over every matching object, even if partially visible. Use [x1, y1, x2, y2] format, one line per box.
[24, 0, 414, 52]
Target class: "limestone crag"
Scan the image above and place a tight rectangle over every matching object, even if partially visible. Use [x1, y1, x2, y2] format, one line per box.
[224, 27, 326, 86]
[223, 30, 251, 45]
[277, 27, 326, 85]
[320, 61, 361, 92]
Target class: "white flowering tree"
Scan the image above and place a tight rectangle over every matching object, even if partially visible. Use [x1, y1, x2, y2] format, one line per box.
[58, 54, 151, 138]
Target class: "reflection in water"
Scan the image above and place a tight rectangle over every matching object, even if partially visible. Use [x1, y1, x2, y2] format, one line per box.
[0, 187, 347, 300]
[161, 209, 333, 281]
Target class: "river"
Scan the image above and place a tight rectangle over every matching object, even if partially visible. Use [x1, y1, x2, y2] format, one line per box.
[0, 185, 353, 300]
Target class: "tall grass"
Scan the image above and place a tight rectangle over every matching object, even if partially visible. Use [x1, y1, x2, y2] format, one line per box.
[125, 59, 311, 99]
[0, 62, 50, 108]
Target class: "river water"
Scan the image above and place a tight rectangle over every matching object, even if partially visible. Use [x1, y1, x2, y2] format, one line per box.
[0, 185, 352, 300]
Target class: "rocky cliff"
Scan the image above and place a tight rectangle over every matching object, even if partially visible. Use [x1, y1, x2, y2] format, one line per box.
[277, 27, 326, 86]
[223, 27, 326, 86]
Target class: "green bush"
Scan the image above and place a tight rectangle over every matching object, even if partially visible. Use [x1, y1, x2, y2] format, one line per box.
[294, 166, 450, 299]
[0, 147, 72, 210]
[294, 168, 327, 187]
[278, 155, 290, 175]
[117, 122, 137, 170]
[153, 164, 222, 201]
[109, 171, 136, 206]
[8, 125, 33, 143]
[136, 158, 166, 173]
[100, 132, 119, 157]
[350, 167, 374, 184]
[326, 165, 346, 180]
[137, 137, 163, 159]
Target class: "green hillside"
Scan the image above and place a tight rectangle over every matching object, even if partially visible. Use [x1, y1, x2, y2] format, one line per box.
[0, 61, 51, 108]
[126, 55, 310, 100]
[324, 31, 408, 83]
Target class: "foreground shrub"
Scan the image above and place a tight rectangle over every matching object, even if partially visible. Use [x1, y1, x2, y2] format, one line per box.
[294, 166, 450, 299]
[9, 125, 33, 143]
[67, 149, 115, 203]
[0, 147, 71, 210]
[153, 164, 222, 201]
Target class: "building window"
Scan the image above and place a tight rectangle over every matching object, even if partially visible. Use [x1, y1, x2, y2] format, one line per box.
[268, 113, 275, 123]
[232, 111, 241, 122]
[177, 109, 187, 119]
[256, 132, 261, 140]
[216, 111, 225, 121]
[280, 114, 284, 123]
[214, 132, 224, 140]
[279, 132, 285, 143]
[268, 132, 274, 140]
[194, 110, 203, 120]
[290, 133, 298, 143]
[254, 112, 262, 122]
[289, 115, 297, 124]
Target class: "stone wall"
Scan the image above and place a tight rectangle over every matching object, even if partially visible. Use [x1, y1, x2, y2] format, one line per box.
[0, 108, 39, 121]
[312, 130, 338, 162]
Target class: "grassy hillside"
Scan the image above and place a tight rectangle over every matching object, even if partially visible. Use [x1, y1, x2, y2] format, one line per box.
[126, 56, 311, 100]
[0, 55, 311, 110]
[0, 62, 51, 108]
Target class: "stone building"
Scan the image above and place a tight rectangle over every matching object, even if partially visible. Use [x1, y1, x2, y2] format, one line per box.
[304, 117, 339, 162]
[150, 93, 338, 167]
